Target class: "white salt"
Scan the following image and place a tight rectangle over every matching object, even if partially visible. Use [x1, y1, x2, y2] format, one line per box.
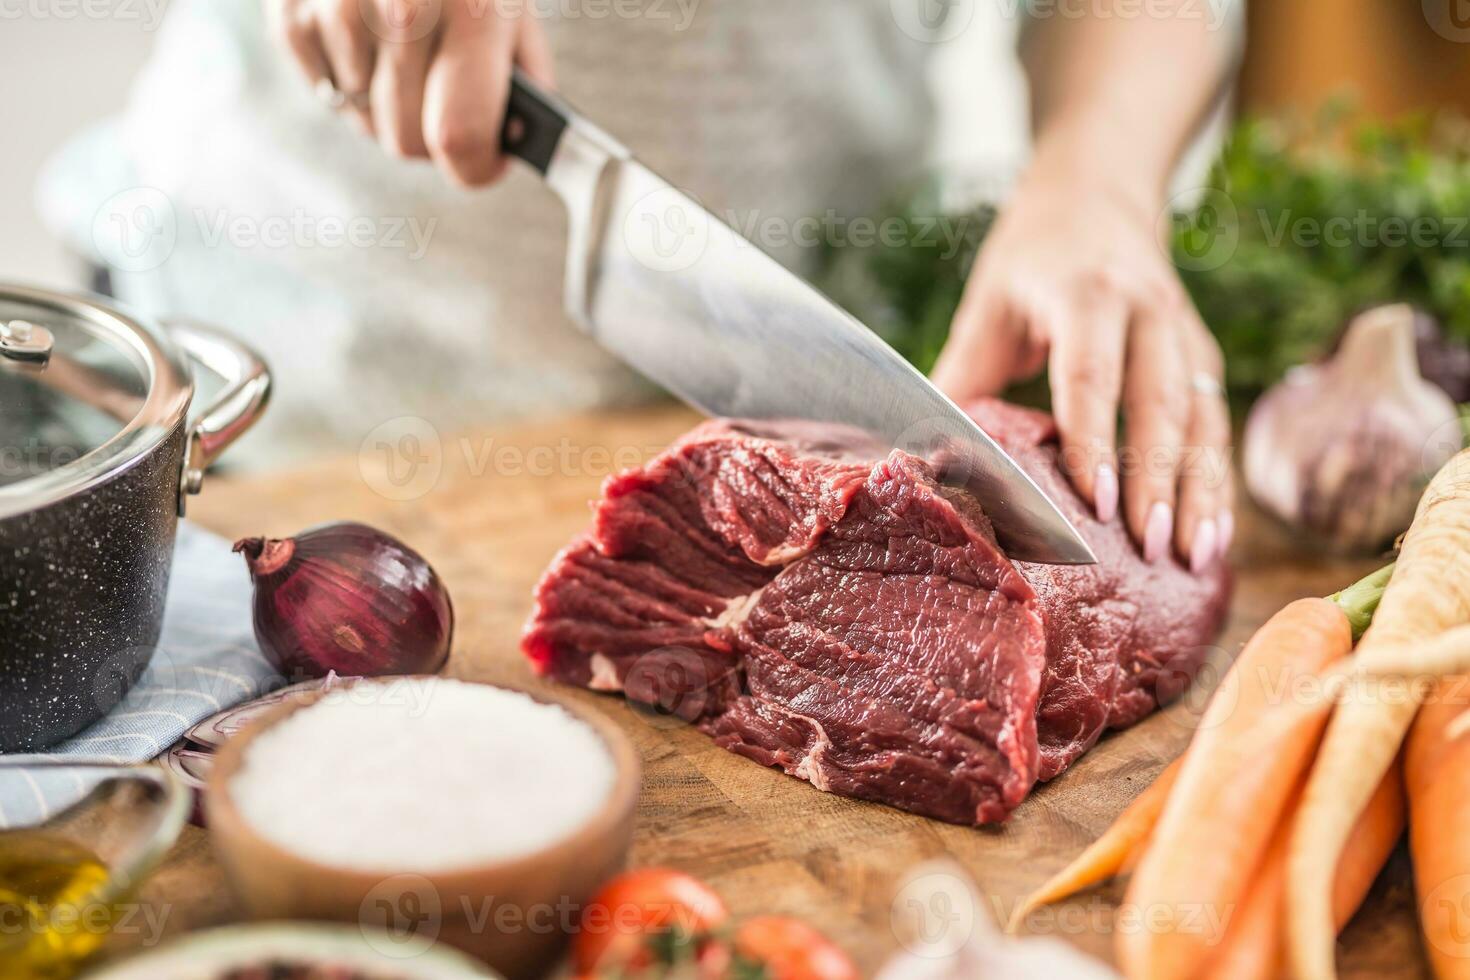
[230, 677, 618, 872]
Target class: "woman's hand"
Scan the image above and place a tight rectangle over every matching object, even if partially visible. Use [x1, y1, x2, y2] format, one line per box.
[932, 152, 1231, 574]
[265, 0, 554, 186]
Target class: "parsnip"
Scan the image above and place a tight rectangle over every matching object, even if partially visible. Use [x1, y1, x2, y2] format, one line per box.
[1287, 449, 1470, 980]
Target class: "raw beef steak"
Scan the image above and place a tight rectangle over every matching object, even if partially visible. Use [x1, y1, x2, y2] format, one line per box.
[523, 400, 1230, 824]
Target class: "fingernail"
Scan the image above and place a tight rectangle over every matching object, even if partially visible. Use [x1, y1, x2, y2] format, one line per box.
[1217, 509, 1235, 560]
[1144, 502, 1173, 564]
[1094, 464, 1119, 524]
[1190, 518, 1217, 575]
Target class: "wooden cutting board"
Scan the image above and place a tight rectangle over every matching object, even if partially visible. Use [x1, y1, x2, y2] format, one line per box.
[129, 405, 1425, 977]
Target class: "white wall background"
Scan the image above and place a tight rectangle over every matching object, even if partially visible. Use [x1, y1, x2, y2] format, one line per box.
[0, 8, 164, 287]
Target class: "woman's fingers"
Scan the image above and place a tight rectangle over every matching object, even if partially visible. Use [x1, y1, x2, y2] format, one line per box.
[314, 0, 378, 132]
[423, 11, 518, 187]
[931, 277, 1033, 402]
[1045, 285, 1129, 523]
[372, 41, 431, 156]
[273, 0, 334, 91]
[1121, 302, 1191, 563]
[1174, 321, 1232, 572]
[369, 0, 434, 157]
[1174, 383, 1231, 572]
[514, 6, 557, 86]
[270, 0, 558, 185]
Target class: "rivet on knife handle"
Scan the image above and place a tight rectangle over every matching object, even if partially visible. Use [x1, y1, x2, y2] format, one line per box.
[501, 69, 570, 176]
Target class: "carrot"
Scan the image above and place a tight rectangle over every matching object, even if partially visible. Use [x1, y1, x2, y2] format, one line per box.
[1406, 674, 1470, 980]
[1017, 565, 1392, 944]
[1117, 597, 1355, 980]
[1201, 762, 1404, 980]
[1288, 450, 1470, 980]
[1328, 760, 1406, 935]
[1008, 757, 1183, 931]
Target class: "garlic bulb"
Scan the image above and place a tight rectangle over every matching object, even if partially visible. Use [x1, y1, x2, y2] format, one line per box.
[876, 861, 1118, 980]
[1244, 303, 1464, 554]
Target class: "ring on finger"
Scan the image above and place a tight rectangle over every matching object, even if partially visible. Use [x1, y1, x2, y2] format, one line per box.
[1190, 372, 1224, 398]
[314, 77, 347, 109]
[314, 79, 369, 111]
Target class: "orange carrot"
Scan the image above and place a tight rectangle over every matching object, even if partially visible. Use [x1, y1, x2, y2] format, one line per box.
[1201, 761, 1405, 980]
[1289, 451, 1470, 980]
[1118, 597, 1354, 980]
[1406, 675, 1470, 980]
[1008, 757, 1183, 931]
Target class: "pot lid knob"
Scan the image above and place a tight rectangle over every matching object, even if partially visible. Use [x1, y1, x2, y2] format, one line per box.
[0, 320, 55, 367]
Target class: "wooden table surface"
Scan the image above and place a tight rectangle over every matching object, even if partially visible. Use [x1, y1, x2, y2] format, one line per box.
[117, 406, 1426, 977]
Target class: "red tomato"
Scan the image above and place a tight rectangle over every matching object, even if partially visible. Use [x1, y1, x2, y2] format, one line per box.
[574, 868, 730, 976]
[732, 916, 859, 980]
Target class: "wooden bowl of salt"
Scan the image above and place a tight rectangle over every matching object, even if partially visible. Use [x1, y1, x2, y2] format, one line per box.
[205, 676, 640, 979]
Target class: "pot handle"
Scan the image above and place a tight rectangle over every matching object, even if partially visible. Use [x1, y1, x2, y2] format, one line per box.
[165, 322, 272, 515]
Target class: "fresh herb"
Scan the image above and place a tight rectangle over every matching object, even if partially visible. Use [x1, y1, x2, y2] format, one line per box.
[815, 183, 992, 374]
[816, 104, 1470, 406]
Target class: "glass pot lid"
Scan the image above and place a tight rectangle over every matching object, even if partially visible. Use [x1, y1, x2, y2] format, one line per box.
[0, 284, 192, 518]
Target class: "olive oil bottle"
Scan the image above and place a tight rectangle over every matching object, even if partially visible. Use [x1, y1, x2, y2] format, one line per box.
[0, 831, 114, 980]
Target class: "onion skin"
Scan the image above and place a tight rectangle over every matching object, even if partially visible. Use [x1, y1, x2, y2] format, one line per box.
[163, 741, 213, 826]
[234, 523, 454, 680]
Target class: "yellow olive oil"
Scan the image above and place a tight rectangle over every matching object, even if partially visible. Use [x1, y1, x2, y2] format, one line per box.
[0, 832, 113, 980]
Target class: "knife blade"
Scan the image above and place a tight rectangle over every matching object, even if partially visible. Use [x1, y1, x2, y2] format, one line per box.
[500, 72, 1096, 565]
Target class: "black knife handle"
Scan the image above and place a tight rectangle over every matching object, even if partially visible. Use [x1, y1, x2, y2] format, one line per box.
[501, 69, 568, 176]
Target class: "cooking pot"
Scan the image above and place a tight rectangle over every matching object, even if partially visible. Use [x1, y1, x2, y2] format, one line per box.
[0, 283, 270, 752]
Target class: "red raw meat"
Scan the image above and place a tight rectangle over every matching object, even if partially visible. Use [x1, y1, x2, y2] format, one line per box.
[523, 400, 1230, 824]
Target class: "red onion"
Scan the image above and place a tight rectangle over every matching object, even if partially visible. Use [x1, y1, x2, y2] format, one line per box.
[234, 522, 453, 680]
[163, 743, 214, 789]
[184, 674, 345, 750]
[162, 741, 214, 826]
[169, 675, 346, 827]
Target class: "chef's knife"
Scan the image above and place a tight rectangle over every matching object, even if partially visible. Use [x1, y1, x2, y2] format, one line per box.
[499, 72, 1097, 565]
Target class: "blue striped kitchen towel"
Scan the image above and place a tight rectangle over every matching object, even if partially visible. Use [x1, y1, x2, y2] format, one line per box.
[0, 522, 280, 829]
